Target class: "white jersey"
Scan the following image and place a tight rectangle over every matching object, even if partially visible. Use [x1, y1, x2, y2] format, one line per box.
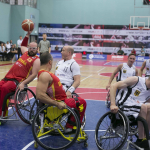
[145, 59, 150, 77]
[117, 63, 136, 81]
[55, 59, 80, 89]
[116, 77, 150, 118]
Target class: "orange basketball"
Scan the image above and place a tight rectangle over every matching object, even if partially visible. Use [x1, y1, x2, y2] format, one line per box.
[21, 19, 34, 31]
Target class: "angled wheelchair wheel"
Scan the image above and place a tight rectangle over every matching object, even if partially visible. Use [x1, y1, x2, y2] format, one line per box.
[14, 87, 37, 124]
[105, 90, 110, 108]
[95, 110, 129, 150]
[81, 113, 86, 129]
[32, 105, 80, 150]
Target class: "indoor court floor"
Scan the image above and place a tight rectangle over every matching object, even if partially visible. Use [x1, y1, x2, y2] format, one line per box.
[0, 58, 145, 150]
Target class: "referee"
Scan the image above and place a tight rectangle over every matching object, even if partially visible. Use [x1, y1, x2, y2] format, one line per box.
[38, 33, 51, 56]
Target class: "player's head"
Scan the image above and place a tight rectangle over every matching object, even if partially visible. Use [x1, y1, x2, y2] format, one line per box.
[28, 42, 38, 56]
[42, 33, 47, 40]
[61, 46, 74, 60]
[127, 53, 136, 66]
[40, 52, 53, 71]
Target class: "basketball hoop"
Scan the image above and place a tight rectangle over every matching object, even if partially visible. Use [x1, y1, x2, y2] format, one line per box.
[138, 26, 144, 30]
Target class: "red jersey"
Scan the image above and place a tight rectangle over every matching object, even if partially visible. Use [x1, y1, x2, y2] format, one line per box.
[5, 52, 39, 82]
[38, 70, 67, 101]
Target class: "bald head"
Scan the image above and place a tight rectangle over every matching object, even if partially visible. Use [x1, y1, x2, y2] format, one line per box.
[65, 46, 74, 55]
[29, 42, 37, 47]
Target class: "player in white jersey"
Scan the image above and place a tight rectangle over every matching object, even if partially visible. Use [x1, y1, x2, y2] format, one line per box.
[106, 53, 138, 90]
[110, 76, 150, 148]
[139, 59, 150, 77]
[55, 46, 80, 98]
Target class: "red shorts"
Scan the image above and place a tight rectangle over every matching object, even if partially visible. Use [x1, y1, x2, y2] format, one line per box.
[64, 97, 86, 129]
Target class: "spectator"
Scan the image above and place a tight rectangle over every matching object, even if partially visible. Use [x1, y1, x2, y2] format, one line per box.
[131, 48, 136, 55]
[17, 36, 23, 59]
[10, 40, 13, 48]
[0, 43, 6, 61]
[9, 44, 18, 59]
[141, 46, 145, 56]
[55, 45, 59, 51]
[6, 41, 11, 51]
[38, 33, 51, 55]
[117, 47, 124, 55]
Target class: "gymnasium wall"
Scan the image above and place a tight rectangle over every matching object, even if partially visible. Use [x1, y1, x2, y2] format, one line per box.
[38, 0, 150, 25]
[11, 5, 39, 45]
[0, 2, 11, 43]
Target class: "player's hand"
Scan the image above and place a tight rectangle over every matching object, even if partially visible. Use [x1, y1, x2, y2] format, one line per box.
[57, 102, 66, 110]
[106, 84, 110, 90]
[66, 91, 72, 98]
[110, 105, 118, 114]
[18, 82, 25, 91]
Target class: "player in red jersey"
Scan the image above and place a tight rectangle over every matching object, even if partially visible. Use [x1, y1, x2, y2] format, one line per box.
[0, 31, 40, 116]
[36, 52, 86, 132]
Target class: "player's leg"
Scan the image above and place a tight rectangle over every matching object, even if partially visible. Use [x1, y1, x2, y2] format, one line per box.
[0, 80, 17, 116]
[64, 97, 86, 129]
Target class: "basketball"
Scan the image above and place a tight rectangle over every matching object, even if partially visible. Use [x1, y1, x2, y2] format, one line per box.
[21, 19, 34, 31]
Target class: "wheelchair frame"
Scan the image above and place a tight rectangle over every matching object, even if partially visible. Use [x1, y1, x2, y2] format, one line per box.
[0, 87, 38, 125]
[32, 105, 88, 150]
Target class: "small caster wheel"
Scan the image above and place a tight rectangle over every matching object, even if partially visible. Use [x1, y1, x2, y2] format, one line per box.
[84, 142, 88, 147]
[34, 141, 38, 148]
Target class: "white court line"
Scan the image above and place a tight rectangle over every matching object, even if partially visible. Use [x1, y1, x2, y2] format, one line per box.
[81, 75, 92, 82]
[104, 61, 111, 65]
[33, 77, 37, 81]
[97, 67, 106, 72]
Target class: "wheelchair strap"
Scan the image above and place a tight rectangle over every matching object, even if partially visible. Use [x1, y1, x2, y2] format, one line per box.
[74, 97, 80, 108]
[3, 78, 19, 86]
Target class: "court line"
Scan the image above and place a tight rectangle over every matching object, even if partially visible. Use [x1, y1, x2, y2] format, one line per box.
[81, 75, 92, 82]
[97, 67, 106, 72]
[104, 61, 111, 65]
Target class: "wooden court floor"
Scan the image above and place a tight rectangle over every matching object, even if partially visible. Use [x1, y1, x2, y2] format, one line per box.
[0, 59, 118, 90]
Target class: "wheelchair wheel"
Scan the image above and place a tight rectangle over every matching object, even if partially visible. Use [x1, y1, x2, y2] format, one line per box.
[29, 99, 39, 124]
[81, 113, 86, 129]
[14, 87, 37, 124]
[95, 110, 129, 150]
[105, 90, 110, 108]
[32, 105, 80, 150]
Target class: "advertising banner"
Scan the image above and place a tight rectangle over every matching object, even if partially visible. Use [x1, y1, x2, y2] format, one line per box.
[86, 54, 107, 60]
[107, 55, 128, 61]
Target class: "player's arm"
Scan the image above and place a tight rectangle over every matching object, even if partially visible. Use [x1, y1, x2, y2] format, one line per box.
[139, 61, 146, 77]
[66, 62, 80, 98]
[36, 72, 66, 109]
[110, 76, 138, 113]
[18, 59, 40, 90]
[21, 31, 31, 55]
[106, 64, 123, 90]
[135, 68, 138, 76]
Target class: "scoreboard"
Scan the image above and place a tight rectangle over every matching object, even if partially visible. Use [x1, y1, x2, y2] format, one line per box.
[143, 0, 150, 5]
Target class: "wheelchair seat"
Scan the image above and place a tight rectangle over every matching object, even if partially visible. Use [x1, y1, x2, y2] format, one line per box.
[32, 104, 88, 150]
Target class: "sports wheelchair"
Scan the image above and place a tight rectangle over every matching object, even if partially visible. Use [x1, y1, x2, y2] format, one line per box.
[32, 104, 88, 150]
[0, 86, 38, 125]
[95, 109, 150, 150]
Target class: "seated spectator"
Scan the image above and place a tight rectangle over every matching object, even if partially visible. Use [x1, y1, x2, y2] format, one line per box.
[55, 45, 59, 51]
[117, 47, 124, 55]
[0, 43, 6, 61]
[131, 48, 136, 55]
[9, 44, 18, 59]
[6, 41, 11, 52]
